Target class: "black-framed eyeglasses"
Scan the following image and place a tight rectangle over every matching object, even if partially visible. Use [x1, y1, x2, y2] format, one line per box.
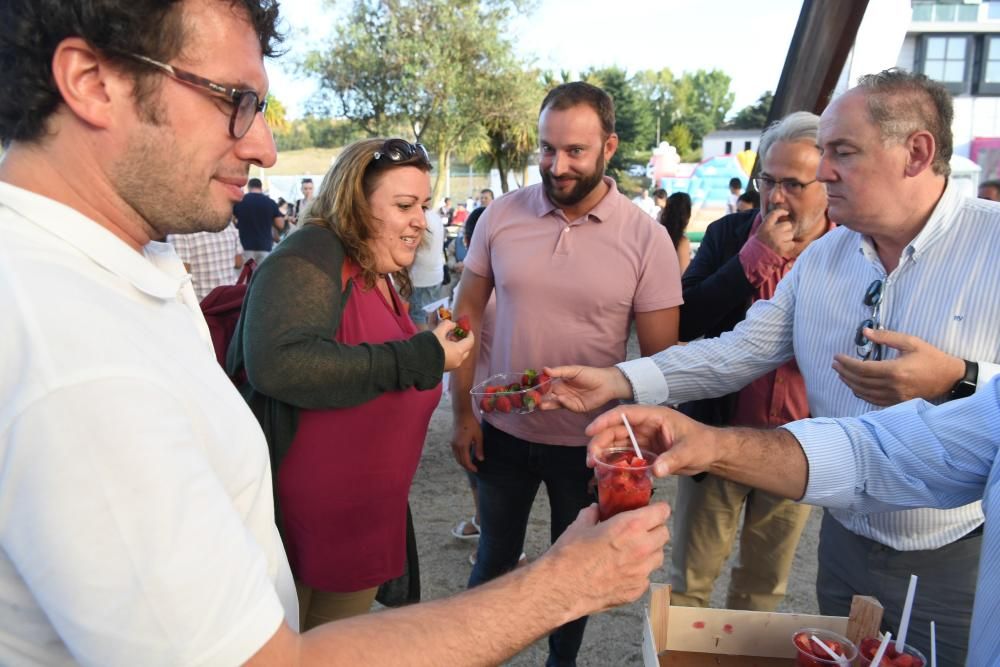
[373, 138, 430, 165]
[751, 176, 818, 196]
[855, 279, 884, 360]
[120, 52, 266, 139]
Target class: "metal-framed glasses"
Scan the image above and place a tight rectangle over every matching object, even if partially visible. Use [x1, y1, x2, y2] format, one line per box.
[855, 279, 884, 360]
[751, 176, 818, 196]
[373, 138, 430, 165]
[121, 52, 266, 139]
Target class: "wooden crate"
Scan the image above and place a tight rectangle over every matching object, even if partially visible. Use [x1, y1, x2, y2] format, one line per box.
[642, 584, 883, 666]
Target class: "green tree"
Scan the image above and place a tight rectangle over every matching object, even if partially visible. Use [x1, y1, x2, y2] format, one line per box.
[729, 91, 773, 129]
[304, 0, 534, 203]
[264, 93, 289, 134]
[669, 69, 735, 149]
[474, 65, 543, 193]
[581, 66, 654, 182]
[664, 124, 698, 162]
[632, 68, 674, 146]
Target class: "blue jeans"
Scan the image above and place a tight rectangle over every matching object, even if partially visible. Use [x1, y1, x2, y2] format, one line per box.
[469, 421, 595, 667]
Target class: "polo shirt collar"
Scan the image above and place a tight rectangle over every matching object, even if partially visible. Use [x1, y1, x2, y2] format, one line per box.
[0, 181, 186, 300]
[534, 175, 619, 222]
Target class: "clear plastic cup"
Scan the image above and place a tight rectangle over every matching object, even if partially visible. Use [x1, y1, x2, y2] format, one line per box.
[793, 627, 858, 666]
[857, 637, 927, 666]
[593, 447, 654, 521]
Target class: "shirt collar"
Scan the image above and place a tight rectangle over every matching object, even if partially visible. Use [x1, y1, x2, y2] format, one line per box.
[0, 181, 187, 300]
[857, 177, 960, 263]
[532, 175, 619, 223]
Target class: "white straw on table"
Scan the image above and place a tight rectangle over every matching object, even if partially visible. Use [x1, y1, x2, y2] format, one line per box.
[930, 621, 937, 667]
[620, 413, 643, 460]
[810, 634, 848, 667]
[896, 574, 918, 653]
[871, 631, 893, 666]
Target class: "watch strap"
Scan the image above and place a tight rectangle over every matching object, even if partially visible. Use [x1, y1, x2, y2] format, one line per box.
[950, 359, 978, 400]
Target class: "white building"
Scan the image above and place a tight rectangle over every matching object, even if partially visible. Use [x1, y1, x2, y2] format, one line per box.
[896, 0, 1000, 178]
[700, 129, 761, 158]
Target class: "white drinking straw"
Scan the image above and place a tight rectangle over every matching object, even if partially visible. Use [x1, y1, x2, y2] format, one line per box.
[620, 412, 643, 460]
[871, 631, 893, 666]
[930, 621, 937, 667]
[810, 634, 848, 667]
[896, 574, 919, 653]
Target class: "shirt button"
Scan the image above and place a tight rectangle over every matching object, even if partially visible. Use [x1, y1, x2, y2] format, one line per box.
[563, 227, 570, 233]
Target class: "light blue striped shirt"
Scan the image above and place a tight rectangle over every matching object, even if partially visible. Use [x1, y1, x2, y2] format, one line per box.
[620, 179, 1000, 549]
[786, 376, 1000, 666]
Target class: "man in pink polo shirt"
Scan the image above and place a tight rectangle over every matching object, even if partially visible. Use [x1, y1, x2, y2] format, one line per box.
[449, 81, 682, 666]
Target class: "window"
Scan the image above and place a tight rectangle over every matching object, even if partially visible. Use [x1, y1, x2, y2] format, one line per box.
[744, 141, 752, 151]
[724, 140, 732, 154]
[913, 2, 979, 22]
[981, 36, 1000, 93]
[921, 35, 971, 93]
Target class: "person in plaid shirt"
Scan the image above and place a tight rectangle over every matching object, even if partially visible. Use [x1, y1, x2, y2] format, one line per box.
[168, 221, 244, 301]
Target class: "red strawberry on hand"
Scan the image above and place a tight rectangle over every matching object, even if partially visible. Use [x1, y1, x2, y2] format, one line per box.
[449, 314, 472, 340]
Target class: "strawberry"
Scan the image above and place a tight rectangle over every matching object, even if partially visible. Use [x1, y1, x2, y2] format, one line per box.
[521, 368, 538, 386]
[507, 383, 522, 393]
[451, 314, 471, 339]
[509, 392, 523, 409]
[494, 395, 513, 413]
[629, 456, 647, 467]
[523, 389, 542, 410]
[536, 373, 551, 388]
[479, 396, 494, 413]
[486, 385, 502, 394]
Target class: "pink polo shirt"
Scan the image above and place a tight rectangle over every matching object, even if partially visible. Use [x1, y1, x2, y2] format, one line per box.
[464, 177, 682, 445]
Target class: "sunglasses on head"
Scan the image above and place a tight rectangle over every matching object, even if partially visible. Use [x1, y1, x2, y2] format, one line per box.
[373, 139, 430, 165]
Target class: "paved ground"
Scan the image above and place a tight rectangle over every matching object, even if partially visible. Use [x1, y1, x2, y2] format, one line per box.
[405, 385, 822, 666]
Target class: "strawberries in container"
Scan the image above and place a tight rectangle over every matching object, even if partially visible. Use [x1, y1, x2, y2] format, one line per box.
[793, 628, 857, 666]
[471, 369, 556, 415]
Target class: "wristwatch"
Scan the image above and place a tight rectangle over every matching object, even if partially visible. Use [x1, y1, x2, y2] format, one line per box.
[950, 359, 978, 400]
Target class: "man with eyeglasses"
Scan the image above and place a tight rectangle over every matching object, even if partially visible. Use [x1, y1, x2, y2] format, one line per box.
[0, 1, 669, 665]
[668, 111, 834, 615]
[543, 69, 1000, 664]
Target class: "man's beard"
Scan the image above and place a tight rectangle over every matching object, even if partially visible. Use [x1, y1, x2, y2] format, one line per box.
[112, 120, 234, 239]
[541, 153, 605, 208]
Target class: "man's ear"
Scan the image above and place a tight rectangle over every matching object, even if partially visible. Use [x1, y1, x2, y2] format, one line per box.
[50, 36, 126, 131]
[904, 129, 936, 177]
[604, 132, 619, 162]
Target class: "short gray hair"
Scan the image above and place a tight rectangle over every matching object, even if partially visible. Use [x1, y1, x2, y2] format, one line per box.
[855, 68, 953, 177]
[758, 111, 821, 166]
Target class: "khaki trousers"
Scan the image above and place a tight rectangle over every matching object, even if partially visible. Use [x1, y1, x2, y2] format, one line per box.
[669, 473, 811, 611]
[296, 581, 378, 631]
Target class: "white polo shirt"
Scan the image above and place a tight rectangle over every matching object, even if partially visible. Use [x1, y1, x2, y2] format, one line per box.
[0, 182, 296, 666]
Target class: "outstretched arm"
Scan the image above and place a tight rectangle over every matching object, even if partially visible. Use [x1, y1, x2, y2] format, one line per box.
[247, 502, 671, 666]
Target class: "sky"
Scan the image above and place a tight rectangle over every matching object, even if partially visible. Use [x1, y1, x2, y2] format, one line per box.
[267, 0, 805, 120]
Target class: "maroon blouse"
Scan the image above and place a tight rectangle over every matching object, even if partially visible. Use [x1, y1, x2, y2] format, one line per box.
[277, 275, 441, 591]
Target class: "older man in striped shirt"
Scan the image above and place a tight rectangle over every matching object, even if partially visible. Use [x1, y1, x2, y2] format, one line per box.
[545, 69, 1000, 664]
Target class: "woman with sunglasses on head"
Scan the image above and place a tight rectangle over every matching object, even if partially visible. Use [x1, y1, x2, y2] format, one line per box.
[229, 138, 474, 630]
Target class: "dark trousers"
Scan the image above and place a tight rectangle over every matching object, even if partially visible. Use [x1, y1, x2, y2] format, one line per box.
[817, 510, 980, 666]
[469, 421, 595, 667]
